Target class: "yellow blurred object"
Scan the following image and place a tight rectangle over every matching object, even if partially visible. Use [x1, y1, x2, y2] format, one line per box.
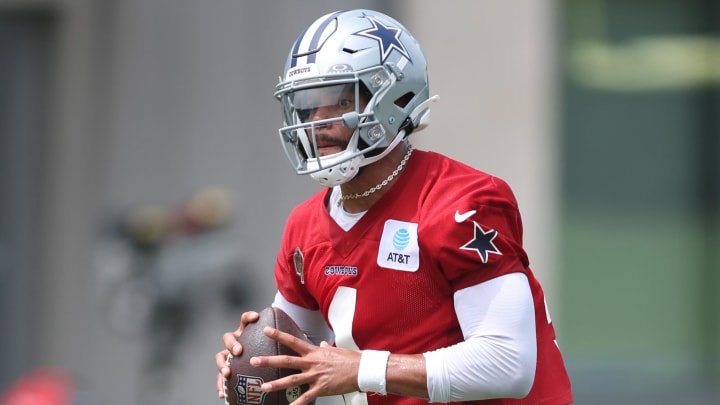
[184, 187, 232, 229]
[126, 206, 170, 245]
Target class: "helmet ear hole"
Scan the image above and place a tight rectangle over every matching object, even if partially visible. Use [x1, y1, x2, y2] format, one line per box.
[394, 92, 415, 108]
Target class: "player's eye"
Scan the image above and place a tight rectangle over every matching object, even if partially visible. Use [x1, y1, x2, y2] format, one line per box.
[337, 98, 353, 109]
[297, 108, 313, 123]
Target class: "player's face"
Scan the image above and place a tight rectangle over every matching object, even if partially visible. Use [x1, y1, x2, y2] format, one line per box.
[293, 84, 368, 156]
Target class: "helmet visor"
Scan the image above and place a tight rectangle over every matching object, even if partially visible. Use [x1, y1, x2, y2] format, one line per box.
[285, 83, 358, 124]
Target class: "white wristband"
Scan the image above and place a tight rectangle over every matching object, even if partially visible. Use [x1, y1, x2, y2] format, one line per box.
[357, 350, 391, 395]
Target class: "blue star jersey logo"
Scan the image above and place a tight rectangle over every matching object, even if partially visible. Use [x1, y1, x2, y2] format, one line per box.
[354, 16, 411, 64]
[460, 222, 502, 263]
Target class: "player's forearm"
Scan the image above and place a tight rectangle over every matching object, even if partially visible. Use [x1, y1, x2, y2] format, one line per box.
[385, 353, 429, 399]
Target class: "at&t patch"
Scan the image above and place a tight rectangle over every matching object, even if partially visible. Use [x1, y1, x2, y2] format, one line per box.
[377, 219, 419, 271]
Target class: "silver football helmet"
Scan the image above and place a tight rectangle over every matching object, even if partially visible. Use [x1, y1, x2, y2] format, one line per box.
[274, 9, 437, 186]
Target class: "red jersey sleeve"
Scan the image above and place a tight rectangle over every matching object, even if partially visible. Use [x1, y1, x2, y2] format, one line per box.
[421, 168, 530, 292]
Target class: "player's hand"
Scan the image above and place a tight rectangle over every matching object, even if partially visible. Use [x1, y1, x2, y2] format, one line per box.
[251, 326, 361, 405]
[215, 311, 260, 398]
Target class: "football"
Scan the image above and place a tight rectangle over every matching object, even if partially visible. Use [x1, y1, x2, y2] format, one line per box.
[224, 307, 313, 405]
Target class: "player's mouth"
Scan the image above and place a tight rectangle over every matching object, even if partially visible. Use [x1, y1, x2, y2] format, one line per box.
[317, 144, 343, 156]
[314, 134, 347, 156]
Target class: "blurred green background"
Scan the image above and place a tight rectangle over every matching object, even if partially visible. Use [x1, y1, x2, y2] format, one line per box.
[558, 0, 719, 402]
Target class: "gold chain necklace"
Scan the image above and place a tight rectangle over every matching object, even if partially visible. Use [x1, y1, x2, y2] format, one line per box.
[337, 145, 414, 207]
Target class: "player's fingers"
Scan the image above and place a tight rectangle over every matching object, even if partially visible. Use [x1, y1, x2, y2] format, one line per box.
[224, 311, 260, 355]
[250, 353, 305, 371]
[259, 371, 313, 395]
[215, 349, 232, 375]
[262, 326, 314, 354]
[215, 350, 226, 370]
[218, 310, 260, 400]
[288, 389, 318, 405]
[216, 372, 226, 398]
[222, 332, 242, 356]
[238, 311, 260, 334]
[287, 377, 333, 405]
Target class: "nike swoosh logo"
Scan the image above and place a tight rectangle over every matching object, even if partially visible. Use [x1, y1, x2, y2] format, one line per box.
[454, 210, 477, 223]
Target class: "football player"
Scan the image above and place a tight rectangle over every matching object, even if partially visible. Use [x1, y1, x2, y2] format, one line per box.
[216, 9, 573, 405]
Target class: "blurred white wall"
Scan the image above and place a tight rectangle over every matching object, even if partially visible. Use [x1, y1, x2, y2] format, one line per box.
[401, 1, 560, 301]
[0, 1, 558, 404]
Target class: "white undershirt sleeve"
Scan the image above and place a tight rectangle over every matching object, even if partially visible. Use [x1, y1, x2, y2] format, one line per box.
[272, 291, 335, 345]
[424, 272, 537, 402]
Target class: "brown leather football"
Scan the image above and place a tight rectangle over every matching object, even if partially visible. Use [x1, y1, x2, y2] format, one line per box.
[224, 307, 313, 405]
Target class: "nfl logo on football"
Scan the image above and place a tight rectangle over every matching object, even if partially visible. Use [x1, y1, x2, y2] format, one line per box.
[235, 375, 266, 405]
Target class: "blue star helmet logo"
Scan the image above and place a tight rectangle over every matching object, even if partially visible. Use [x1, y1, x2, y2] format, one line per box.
[354, 16, 411, 64]
[460, 222, 503, 264]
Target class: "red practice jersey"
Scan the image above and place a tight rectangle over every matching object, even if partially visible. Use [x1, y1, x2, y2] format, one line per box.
[275, 150, 573, 405]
